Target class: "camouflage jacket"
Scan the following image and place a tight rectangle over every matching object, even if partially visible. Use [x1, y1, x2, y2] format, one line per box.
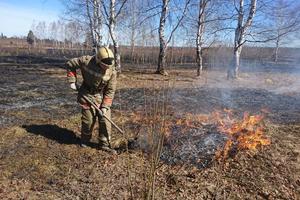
[66, 55, 117, 108]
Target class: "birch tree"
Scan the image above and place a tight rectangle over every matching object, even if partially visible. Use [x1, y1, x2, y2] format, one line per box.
[157, 0, 169, 75]
[156, 0, 191, 75]
[268, 0, 300, 62]
[34, 21, 47, 48]
[128, 0, 138, 59]
[119, 0, 148, 62]
[65, 22, 83, 48]
[86, 0, 103, 49]
[63, 0, 103, 49]
[194, 0, 231, 76]
[183, 0, 231, 76]
[227, 0, 257, 79]
[195, 0, 210, 76]
[49, 22, 58, 47]
[102, 0, 128, 72]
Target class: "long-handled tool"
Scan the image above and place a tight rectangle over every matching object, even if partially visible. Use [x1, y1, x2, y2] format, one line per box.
[82, 95, 125, 135]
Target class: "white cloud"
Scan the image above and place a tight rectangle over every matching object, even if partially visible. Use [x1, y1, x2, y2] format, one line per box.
[0, 2, 59, 37]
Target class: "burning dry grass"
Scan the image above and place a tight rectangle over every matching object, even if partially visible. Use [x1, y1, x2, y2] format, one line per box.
[131, 109, 271, 166]
[214, 110, 271, 160]
[125, 108, 299, 199]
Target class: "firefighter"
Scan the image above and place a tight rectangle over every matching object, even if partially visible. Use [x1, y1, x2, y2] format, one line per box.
[66, 47, 117, 154]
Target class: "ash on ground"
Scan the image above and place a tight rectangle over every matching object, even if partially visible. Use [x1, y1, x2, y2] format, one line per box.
[161, 125, 228, 168]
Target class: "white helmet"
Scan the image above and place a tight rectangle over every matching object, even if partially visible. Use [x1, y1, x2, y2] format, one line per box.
[95, 47, 114, 69]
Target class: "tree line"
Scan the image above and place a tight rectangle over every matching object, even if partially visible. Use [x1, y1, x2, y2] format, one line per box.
[26, 0, 300, 78]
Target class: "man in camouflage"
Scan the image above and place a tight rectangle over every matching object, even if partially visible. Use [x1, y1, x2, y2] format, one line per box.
[66, 47, 117, 154]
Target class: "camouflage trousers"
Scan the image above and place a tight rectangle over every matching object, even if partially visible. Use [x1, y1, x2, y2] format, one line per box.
[81, 106, 112, 147]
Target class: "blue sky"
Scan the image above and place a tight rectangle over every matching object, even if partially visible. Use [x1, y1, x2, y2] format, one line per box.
[0, 0, 299, 47]
[0, 0, 63, 37]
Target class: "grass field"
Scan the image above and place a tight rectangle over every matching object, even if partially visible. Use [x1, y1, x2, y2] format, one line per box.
[0, 53, 299, 199]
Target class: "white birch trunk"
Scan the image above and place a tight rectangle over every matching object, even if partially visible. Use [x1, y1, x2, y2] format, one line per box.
[227, 0, 257, 79]
[94, 0, 102, 47]
[86, 0, 96, 49]
[156, 0, 190, 75]
[196, 0, 208, 76]
[86, 0, 102, 51]
[130, 0, 137, 61]
[109, 0, 121, 72]
[156, 0, 169, 75]
[274, 29, 281, 63]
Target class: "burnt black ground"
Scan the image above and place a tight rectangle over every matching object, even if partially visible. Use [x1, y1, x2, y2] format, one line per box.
[0, 55, 299, 199]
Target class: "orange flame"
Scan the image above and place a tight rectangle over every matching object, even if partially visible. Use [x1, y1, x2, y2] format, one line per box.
[131, 110, 270, 161]
[214, 110, 271, 160]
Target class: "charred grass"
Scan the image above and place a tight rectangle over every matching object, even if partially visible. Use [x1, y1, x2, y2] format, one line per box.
[0, 60, 300, 199]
